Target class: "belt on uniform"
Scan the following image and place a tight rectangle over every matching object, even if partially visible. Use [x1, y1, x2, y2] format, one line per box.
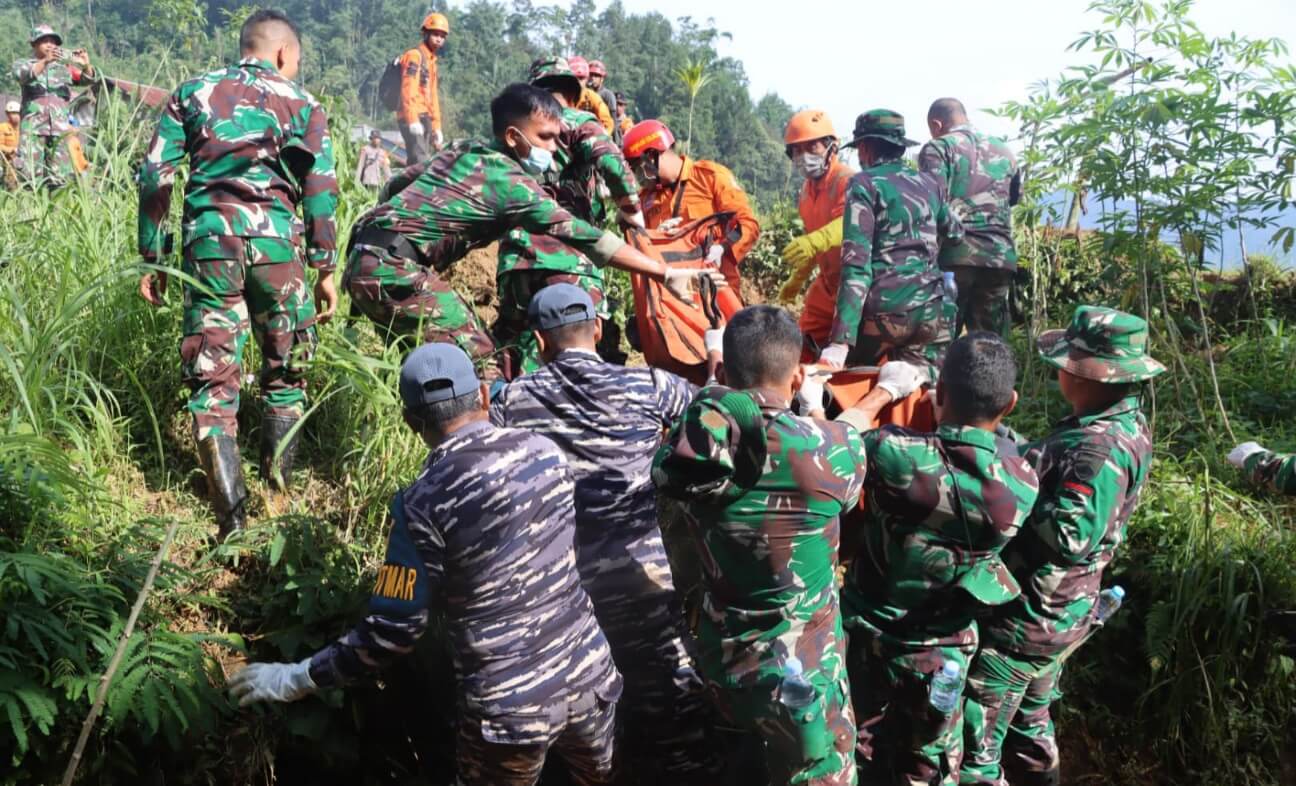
[354, 227, 421, 263]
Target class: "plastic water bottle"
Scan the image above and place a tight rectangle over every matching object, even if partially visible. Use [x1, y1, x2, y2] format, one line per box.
[778, 656, 816, 709]
[928, 660, 963, 715]
[942, 271, 959, 301]
[1095, 585, 1126, 624]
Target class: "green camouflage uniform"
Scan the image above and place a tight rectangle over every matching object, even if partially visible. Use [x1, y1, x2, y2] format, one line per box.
[137, 58, 338, 441]
[918, 126, 1021, 339]
[342, 138, 627, 378]
[13, 25, 94, 187]
[1241, 450, 1296, 495]
[653, 387, 867, 786]
[961, 307, 1163, 786]
[840, 419, 1039, 786]
[494, 57, 642, 378]
[836, 110, 963, 373]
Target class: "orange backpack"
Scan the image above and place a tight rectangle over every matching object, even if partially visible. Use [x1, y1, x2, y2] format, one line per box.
[626, 213, 744, 384]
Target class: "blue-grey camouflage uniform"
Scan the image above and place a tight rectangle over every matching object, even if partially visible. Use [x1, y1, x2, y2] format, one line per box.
[310, 421, 622, 785]
[490, 348, 721, 782]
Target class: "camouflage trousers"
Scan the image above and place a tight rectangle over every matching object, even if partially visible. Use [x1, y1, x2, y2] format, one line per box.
[455, 688, 618, 786]
[958, 647, 1061, 786]
[495, 266, 610, 380]
[847, 630, 970, 786]
[579, 535, 722, 784]
[180, 236, 317, 441]
[709, 675, 858, 786]
[845, 297, 953, 380]
[951, 267, 1013, 340]
[16, 131, 74, 188]
[343, 244, 498, 379]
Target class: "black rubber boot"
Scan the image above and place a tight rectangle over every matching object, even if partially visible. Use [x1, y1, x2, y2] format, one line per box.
[198, 435, 247, 538]
[259, 415, 301, 492]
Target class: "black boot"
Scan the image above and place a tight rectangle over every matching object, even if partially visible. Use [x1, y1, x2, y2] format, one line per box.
[259, 415, 301, 492]
[197, 435, 247, 538]
[1011, 767, 1060, 786]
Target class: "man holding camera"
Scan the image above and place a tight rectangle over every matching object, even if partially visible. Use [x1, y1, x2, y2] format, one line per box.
[12, 24, 95, 187]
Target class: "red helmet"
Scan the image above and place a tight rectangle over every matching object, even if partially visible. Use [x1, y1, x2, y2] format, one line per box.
[623, 119, 675, 160]
[588, 59, 607, 78]
[567, 56, 590, 80]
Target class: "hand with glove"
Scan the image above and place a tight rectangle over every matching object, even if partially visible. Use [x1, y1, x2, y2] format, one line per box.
[795, 365, 833, 416]
[875, 360, 927, 401]
[228, 659, 317, 707]
[658, 217, 684, 233]
[406, 120, 424, 138]
[705, 327, 724, 384]
[705, 244, 725, 267]
[432, 127, 444, 149]
[778, 218, 842, 304]
[1227, 441, 1266, 469]
[819, 343, 849, 370]
[664, 267, 727, 302]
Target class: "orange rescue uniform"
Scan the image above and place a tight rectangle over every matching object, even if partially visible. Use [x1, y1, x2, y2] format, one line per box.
[578, 87, 615, 135]
[0, 121, 17, 156]
[397, 43, 441, 131]
[642, 157, 761, 291]
[797, 158, 854, 347]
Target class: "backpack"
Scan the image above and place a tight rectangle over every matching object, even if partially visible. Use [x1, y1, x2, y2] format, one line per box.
[377, 48, 427, 112]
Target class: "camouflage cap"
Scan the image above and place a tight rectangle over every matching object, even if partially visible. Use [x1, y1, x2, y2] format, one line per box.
[29, 24, 62, 45]
[955, 555, 1022, 606]
[528, 56, 583, 100]
[844, 109, 917, 148]
[1037, 305, 1166, 384]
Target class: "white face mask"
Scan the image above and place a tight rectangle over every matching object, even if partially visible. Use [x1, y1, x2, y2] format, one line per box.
[794, 151, 829, 180]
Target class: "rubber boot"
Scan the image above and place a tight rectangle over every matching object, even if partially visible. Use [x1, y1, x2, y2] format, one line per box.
[259, 415, 301, 493]
[198, 435, 247, 539]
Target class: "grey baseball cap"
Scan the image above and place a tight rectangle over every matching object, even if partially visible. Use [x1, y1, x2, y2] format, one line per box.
[399, 343, 480, 408]
[528, 283, 596, 330]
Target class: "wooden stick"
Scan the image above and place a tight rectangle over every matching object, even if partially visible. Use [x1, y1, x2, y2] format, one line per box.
[60, 519, 181, 786]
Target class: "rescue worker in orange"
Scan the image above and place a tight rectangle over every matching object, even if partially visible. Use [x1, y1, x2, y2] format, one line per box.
[776, 110, 854, 356]
[567, 56, 615, 135]
[614, 93, 633, 137]
[622, 119, 761, 293]
[0, 100, 18, 189]
[396, 13, 448, 165]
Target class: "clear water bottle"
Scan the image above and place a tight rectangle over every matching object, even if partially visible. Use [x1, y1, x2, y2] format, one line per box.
[942, 271, 959, 301]
[778, 656, 816, 709]
[928, 660, 963, 715]
[1095, 585, 1126, 624]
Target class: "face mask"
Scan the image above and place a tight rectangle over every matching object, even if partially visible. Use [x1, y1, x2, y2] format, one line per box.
[510, 127, 554, 175]
[794, 151, 829, 180]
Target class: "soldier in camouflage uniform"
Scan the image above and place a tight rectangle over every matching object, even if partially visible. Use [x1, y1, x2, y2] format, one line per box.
[653, 306, 865, 786]
[13, 24, 96, 188]
[343, 83, 714, 382]
[493, 57, 644, 378]
[961, 307, 1163, 786]
[491, 284, 721, 782]
[1227, 441, 1296, 495]
[819, 110, 963, 377]
[137, 10, 339, 537]
[838, 333, 1040, 786]
[918, 99, 1022, 339]
[231, 343, 623, 786]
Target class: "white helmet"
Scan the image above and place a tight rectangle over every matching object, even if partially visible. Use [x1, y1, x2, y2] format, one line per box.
[5, 101, 19, 114]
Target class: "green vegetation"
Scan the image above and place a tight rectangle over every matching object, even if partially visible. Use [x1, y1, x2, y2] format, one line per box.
[0, 0, 1294, 783]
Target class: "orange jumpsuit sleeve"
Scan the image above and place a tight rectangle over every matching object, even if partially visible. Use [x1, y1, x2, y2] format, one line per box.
[706, 162, 760, 262]
[398, 47, 440, 127]
[424, 53, 441, 131]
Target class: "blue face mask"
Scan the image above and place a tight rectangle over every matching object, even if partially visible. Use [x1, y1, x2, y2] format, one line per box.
[511, 127, 554, 175]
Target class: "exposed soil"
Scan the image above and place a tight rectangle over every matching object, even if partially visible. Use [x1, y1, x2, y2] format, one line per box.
[446, 242, 501, 327]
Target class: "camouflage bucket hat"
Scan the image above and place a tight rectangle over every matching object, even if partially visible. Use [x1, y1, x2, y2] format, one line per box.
[529, 56, 582, 99]
[955, 555, 1021, 606]
[1037, 305, 1166, 384]
[844, 109, 917, 148]
[30, 24, 62, 45]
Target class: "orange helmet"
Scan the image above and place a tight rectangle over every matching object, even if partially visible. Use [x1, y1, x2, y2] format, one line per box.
[623, 119, 675, 160]
[567, 56, 590, 80]
[421, 12, 449, 33]
[588, 59, 607, 78]
[784, 109, 836, 147]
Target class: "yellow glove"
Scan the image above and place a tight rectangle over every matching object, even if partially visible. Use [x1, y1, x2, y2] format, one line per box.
[778, 218, 843, 303]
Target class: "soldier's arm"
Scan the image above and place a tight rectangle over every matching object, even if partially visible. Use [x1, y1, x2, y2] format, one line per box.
[651, 392, 739, 502]
[712, 167, 761, 262]
[309, 495, 444, 688]
[653, 368, 697, 427]
[300, 103, 340, 271]
[917, 140, 951, 186]
[935, 179, 965, 248]
[14, 59, 35, 83]
[137, 92, 188, 259]
[1244, 450, 1296, 495]
[1031, 445, 1124, 565]
[503, 173, 632, 266]
[380, 159, 430, 201]
[830, 180, 876, 346]
[574, 118, 640, 212]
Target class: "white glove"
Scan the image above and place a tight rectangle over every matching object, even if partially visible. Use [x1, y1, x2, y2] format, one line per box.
[432, 128, 444, 147]
[659, 217, 684, 232]
[406, 121, 424, 137]
[229, 659, 317, 707]
[704, 328, 725, 354]
[664, 267, 725, 301]
[876, 361, 926, 401]
[796, 366, 832, 414]
[706, 244, 725, 266]
[819, 343, 849, 370]
[1227, 441, 1266, 469]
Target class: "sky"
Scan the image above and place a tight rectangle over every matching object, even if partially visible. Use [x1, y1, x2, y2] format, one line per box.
[577, 0, 1296, 149]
